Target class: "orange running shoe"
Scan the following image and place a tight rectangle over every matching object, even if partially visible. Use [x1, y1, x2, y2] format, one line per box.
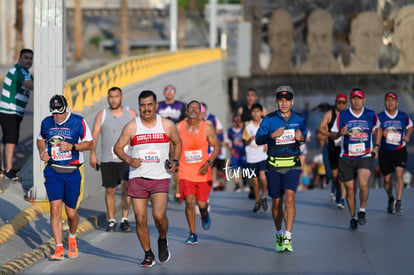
[68, 236, 78, 259]
[50, 245, 64, 261]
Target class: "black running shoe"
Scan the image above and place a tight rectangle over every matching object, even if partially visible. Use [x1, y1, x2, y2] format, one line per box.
[140, 251, 155, 268]
[106, 220, 116, 232]
[120, 220, 131, 232]
[349, 218, 358, 231]
[395, 200, 402, 214]
[4, 169, 19, 181]
[387, 197, 395, 214]
[252, 202, 261, 213]
[158, 238, 171, 264]
[357, 211, 367, 225]
[261, 198, 268, 212]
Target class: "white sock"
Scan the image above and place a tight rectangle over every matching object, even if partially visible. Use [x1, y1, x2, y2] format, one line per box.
[276, 230, 283, 236]
[359, 208, 366, 212]
[121, 217, 128, 222]
[108, 219, 116, 223]
[69, 233, 76, 238]
[284, 231, 292, 239]
[56, 243, 63, 247]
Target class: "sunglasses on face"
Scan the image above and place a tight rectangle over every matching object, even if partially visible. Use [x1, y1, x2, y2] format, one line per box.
[50, 106, 65, 114]
[336, 101, 347, 105]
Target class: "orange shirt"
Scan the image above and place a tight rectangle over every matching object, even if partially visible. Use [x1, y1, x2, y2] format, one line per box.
[178, 120, 211, 182]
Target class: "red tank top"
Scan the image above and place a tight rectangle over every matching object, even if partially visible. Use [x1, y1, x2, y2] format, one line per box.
[178, 120, 211, 182]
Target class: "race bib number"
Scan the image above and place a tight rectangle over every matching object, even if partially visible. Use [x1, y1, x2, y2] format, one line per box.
[139, 150, 161, 163]
[275, 129, 295, 145]
[348, 143, 365, 156]
[386, 132, 401, 146]
[51, 145, 72, 161]
[184, 150, 203, 163]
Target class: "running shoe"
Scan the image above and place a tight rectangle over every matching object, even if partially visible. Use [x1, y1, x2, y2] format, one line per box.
[330, 192, 336, 202]
[252, 202, 261, 213]
[158, 238, 171, 264]
[185, 233, 198, 245]
[395, 200, 402, 214]
[4, 169, 19, 181]
[261, 198, 268, 212]
[201, 212, 211, 230]
[357, 211, 367, 225]
[387, 197, 395, 214]
[120, 220, 131, 232]
[174, 193, 182, 203]
[106, 220, 116, 232]
[50, 245, 64, 261]
[68, 236, 78, 258]
[349, 218, 358, 231]
[275, 235, 283, 253]
[282, 236, 293, 253]
[140, 251, 155, 268]
[234, 184, 241, 192]
[336, 198, 345, 209]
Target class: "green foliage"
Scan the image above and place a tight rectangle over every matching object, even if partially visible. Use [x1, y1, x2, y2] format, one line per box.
[89, 36, 101, 48]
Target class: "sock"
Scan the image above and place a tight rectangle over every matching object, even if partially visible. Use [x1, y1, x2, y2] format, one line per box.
[56, 243, 63, 247]
[121, 217, 128, 222]
[359, 208, 366, 212]
[108, 219, 116, 223]
[69, 233, 76, 239]
[276, 230, 283, 236]
[284, 231, 292, 239]
[397, 199, 401, 203]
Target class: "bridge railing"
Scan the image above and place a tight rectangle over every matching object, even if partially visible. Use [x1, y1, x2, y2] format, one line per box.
[63, 48, 224, 112]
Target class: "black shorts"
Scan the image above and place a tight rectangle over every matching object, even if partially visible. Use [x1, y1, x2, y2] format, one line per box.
[213, 158, 225, 170]
[339, 157, 374, 182]
[328, 145, 341, 170]
[0, 113, 23, 144]
[378, 147, 407, 176]
[100, 162, 129, 188]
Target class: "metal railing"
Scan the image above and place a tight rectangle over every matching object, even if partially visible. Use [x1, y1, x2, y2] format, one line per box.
[64, 48, 224, 111]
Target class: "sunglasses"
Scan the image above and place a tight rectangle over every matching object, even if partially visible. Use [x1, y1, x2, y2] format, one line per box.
[336, 101, 347, 105]
[50, 106, 65, 114]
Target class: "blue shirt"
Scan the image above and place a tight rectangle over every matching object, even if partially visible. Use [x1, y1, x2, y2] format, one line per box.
[378, 110, 413, 151]
[256, 110, 307, 158]
[331, 107, 380, 159]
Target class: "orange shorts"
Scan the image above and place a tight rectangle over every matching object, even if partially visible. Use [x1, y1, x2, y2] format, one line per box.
[179, 179, 212, 203]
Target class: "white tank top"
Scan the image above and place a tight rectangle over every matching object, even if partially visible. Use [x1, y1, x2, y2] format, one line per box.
[129, 115, 171, 180]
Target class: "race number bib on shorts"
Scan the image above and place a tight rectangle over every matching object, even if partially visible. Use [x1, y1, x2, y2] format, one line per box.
[275, 129, 295, 145]
[348, 143, 365, 156]
[139, 150, 161, 163]
[51, 146, 72, 161]
[386, 132, 401, 146]
[184, 149, 203, 163]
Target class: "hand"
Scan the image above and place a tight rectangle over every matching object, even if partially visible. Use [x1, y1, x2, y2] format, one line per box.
[60, 140, 73, 151]
[295, 130, 304, 142]
[129, 157, 141, 168]
[372, 146, 379, 159]
[39, 151, 50, 162]
[199, 162, 210, 175]
[340, 125, 348, 137]
[271, 127, 285, 139]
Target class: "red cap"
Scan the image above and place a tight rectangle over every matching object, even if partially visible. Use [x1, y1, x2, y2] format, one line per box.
[350, 89, 365, 99]
[385, 92, 398, 100]
[336, 93, 347, 102]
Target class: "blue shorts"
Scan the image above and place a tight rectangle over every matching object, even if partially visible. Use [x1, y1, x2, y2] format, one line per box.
[266, 169, 301, 199]
[246, 160, 266, 177]
[230, 155, 246, 170]
[43, 165, 82, 209]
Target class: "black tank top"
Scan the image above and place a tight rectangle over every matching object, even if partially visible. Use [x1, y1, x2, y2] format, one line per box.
[241, 104, 253, 122]
[327, 107, 338, 148]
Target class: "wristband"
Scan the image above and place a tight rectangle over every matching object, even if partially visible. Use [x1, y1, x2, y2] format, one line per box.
[374, 144, 380, 148]
[72, 144, 76, 151]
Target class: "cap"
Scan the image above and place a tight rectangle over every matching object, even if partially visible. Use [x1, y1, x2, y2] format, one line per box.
[350, 89, 365, 99]
[49, 94, 67, 114]
[336, 93, 347, 102]
[275, 85, 294, 100]
[385, 92, 398, 100]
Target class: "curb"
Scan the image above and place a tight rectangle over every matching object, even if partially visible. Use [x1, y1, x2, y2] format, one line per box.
[0, 220, 95, 274]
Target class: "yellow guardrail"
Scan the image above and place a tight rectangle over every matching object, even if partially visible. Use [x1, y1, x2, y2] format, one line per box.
[64, 48, 224, 112]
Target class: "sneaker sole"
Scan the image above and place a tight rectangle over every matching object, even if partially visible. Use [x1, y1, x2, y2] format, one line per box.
[336, 204, 345, 209]
[140, 261, 156, 268]
[50, 256, 64, 261]
[185, 241, 198, 245]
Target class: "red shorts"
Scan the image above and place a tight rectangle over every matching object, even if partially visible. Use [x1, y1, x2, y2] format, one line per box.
[179, 179, 212, 202]
[128, 177, 170, 198]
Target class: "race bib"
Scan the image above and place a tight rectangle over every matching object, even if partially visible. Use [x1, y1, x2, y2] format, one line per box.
[275, 129, 295, 145]
[386, 132, 401, 146]
[51, 145, 72, 161]
[184, 149, 203, 163]
[348, 143, 365, 156]
[139, 150, 161, 163]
